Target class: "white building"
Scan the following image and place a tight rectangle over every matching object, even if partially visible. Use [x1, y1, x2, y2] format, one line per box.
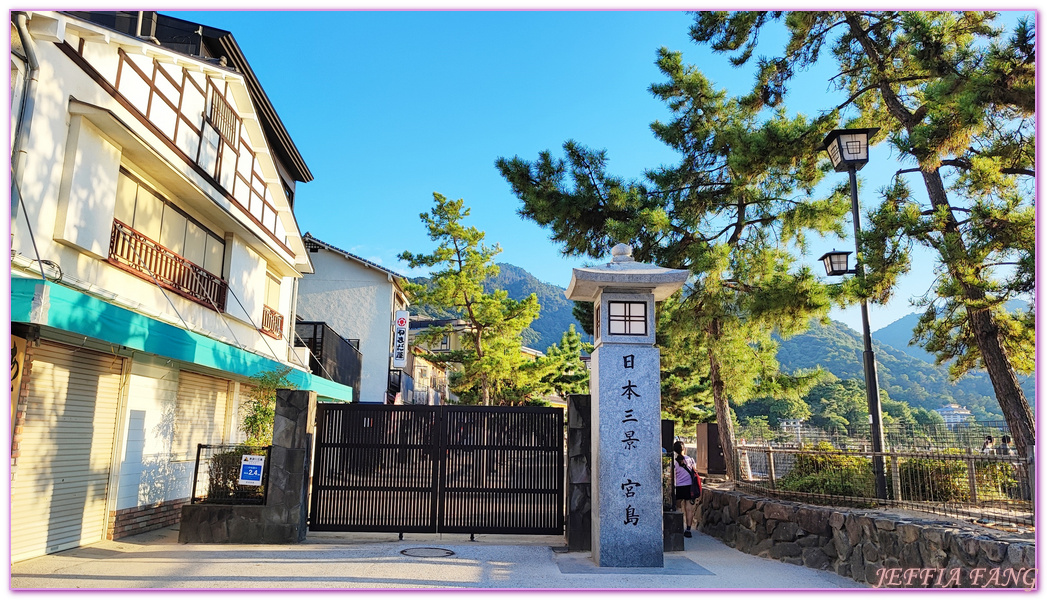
[9, 11, 352, 562]
[934, 403, 974, 429]
[297, 234, 411, 403]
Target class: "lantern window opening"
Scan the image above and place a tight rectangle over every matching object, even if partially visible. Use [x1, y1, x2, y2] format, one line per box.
[607, 301, 648, 336]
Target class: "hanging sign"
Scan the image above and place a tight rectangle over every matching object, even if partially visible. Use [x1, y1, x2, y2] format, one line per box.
[392, 310, 409, 368]
[238, 454, 265, 486]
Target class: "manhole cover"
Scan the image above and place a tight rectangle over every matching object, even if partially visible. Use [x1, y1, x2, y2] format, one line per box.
[401, 547, 455, 558]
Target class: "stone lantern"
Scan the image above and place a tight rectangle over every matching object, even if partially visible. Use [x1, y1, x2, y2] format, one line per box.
[565, 243, 688, 567]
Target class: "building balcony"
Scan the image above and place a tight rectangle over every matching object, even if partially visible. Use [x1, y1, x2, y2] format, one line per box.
[260, 305, 284, 339]
[109, 219, 228, 311]
[295, 321, 362, 398]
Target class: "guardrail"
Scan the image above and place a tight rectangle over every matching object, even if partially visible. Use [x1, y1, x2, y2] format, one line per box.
[735, 444, 1033, 526]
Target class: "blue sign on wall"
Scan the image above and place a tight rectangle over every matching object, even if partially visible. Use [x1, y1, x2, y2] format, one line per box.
[238, 454, 265, 486]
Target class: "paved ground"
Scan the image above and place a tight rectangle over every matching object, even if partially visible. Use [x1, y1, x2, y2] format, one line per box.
[10, 526, 865, 590]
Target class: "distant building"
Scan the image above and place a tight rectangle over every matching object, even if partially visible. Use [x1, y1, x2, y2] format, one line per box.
[296, 233, 410, 404]
[935, 403, 974, 429]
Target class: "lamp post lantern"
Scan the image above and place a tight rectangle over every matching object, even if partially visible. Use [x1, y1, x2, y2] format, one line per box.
[819, 127, 888, 501]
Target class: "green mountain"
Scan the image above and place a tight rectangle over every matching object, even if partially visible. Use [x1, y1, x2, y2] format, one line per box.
[411, 263, 1031, 422]
[777, 319, 1032, 421]
[408, 263, 587, 353]
[872, 299, 1032, 365]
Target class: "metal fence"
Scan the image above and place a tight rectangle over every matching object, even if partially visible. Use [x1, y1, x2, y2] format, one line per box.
[736, 420, 1014, 453]
[189, 444, 272, 505]
[736, 444, 1033, 526]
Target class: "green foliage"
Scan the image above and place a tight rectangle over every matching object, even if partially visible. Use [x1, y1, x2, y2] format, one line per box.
[497, 24, 857, 478]
[688, 10, 1035, 456]
[534, 324, 590, 400]
[205, 447, 265, 504]
[239, 368, 294, 446]
[777, 442, 875, 498]
[898, 457, 970, 502]
[779, 319, 1013, 420]
[400, 194, 542, 405]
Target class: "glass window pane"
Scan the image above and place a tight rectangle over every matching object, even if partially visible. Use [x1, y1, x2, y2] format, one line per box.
[609, 302, 626, 316]
[203, 235, 225, 276]
[114, 172, 138, 225]
[183, 221, 206, 266]
[609, 321, 626, 335]
[266, 272, 280, 307]
[133, 186, 164, 240]
[159, 207, 188, 255]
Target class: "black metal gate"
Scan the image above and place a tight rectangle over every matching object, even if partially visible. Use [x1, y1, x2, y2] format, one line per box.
[309, 403, 564, 535]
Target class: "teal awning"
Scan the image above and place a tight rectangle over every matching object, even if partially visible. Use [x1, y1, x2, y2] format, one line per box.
[11, 276, 352, 402]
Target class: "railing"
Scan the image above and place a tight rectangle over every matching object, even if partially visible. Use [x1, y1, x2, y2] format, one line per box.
[260, 305, 284, 339]
[109, 219, 228, 311]
[190, 444, 272, 505]
[294, 321, 362, 393]
[735, 444, 1033, 526]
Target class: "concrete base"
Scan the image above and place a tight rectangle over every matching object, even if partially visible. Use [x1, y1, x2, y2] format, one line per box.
[178, 504, 304, 544]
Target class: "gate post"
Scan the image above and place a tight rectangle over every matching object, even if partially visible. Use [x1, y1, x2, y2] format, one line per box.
[267, 389, 317, 542]
[566, 394, 592, 551]
[566, 243, 688, 568]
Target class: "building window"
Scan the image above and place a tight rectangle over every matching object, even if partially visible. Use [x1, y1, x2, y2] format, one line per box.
[110, 168, 228, 310]
[440, 334, 450, 350]
[607, 301, 647, 336]
[114, 169, 225, 276]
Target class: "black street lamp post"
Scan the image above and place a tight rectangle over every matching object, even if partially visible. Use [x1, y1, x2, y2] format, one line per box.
[819, 127, 888, 501]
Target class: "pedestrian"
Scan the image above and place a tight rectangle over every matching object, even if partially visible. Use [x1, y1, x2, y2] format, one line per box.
[981, 435, 995, 454]
[672, 440, 700, 538]
[997, 435, 1012, 455]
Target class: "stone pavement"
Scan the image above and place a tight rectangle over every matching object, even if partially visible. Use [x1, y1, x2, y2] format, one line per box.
[10, 525, 865, 590]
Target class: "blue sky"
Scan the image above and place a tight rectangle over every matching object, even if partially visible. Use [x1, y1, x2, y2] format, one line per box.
[169, 9, 1035, 335]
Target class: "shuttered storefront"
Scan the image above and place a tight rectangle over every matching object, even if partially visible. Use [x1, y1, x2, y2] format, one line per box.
[11, 341, 124, 563]
[174, 371, 230, 459]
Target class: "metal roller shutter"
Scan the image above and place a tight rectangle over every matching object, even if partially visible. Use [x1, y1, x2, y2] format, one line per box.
[174, 371, 230, 459]
[11, 341, 123, 562]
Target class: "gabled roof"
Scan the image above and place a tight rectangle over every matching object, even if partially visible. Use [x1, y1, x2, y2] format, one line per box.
[303, 233, 406, 281]
[63, 11, 312, 184]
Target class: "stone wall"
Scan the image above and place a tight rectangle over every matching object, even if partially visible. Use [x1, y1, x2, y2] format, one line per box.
[699, 487, 1036, 588]
[179, 389, 316, 544]
[565, 394, 592, 552]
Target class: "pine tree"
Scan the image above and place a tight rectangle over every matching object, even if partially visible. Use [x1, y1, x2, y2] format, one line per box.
[690, 10, 1035, 458]
[497, 50, 839, 478]
[400, 193, 541, 405]
[535, 324, 591, 400]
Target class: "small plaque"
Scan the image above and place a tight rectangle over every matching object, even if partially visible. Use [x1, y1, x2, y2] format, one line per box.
[238, 454, 265, 486]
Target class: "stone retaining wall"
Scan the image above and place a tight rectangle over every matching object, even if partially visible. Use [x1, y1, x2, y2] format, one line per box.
[179, 390, 315, 544]
[699, 487, 1035, 588]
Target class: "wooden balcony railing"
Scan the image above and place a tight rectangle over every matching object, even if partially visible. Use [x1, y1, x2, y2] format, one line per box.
[109, 219, 228, 311]
[261, 305, 284, 339]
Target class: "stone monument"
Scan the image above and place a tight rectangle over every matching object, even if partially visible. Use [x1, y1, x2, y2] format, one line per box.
[565, 243, 688, 567]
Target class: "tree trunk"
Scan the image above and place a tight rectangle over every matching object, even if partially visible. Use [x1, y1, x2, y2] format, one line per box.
[919, 169, 1035, 458]
[844, 13, 1035, 459]
[708, 320, 737, 480]
[966, 305, 1035, 458]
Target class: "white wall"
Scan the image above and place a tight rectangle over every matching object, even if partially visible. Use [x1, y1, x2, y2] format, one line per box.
[297, 249, 395, 403]
[53, 115, 121, 259]
[11, 13, 303, 365]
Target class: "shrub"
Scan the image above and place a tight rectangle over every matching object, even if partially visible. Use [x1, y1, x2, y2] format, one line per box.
[777, 442, 875, 498]
[898, 457, 969, 502]
[205, 446, 266, 504]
